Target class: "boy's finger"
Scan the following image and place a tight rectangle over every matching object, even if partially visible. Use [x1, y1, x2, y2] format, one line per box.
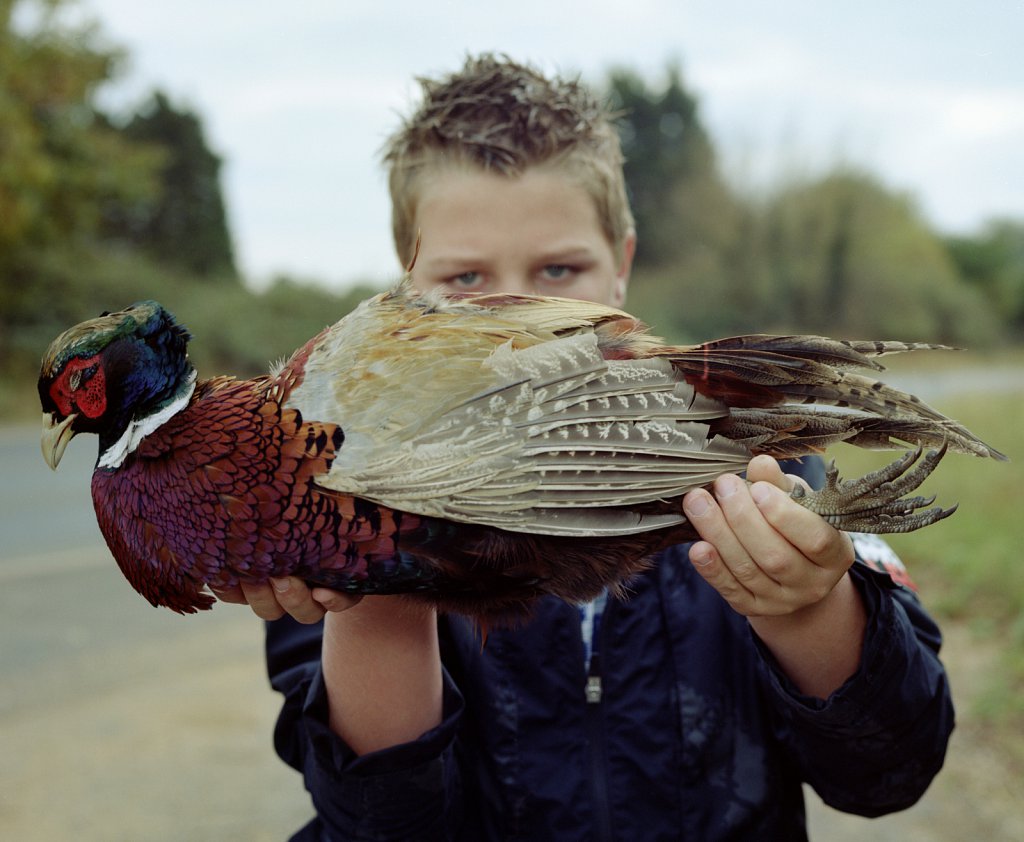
[705, 474, 794, 588]
[210, 584, 247, 605]
[749, 482, 854, 571]
[311, 588, 364, 613]
[269, 577, 328, 624]
[745, 456, 811, 495]
[684, 485, 762, 593]
[689, 541, 747, 606]
[240, 580, 286, 621]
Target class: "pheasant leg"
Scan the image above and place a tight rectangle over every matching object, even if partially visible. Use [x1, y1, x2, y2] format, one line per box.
[789, 444, 956, 534]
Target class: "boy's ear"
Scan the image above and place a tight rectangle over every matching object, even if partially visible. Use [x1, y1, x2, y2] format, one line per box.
[612, 231, 637, 308]
[613, 276, 629, 308]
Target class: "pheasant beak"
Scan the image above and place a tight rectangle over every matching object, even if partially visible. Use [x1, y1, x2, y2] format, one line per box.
[42, 412, 77, 470]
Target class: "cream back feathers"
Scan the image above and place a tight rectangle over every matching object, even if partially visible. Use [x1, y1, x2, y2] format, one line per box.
[285, 284, 744, 536]
[282, 282, 1005, 538]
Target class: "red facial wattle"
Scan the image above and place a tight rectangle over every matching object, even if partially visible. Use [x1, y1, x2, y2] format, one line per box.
[50, 355, 106, 419]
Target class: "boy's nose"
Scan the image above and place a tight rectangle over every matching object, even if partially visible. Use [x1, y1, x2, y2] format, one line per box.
[489, 275, 535, 296]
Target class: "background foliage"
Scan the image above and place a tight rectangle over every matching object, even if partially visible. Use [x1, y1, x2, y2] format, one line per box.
[3, 0, 1024, 398]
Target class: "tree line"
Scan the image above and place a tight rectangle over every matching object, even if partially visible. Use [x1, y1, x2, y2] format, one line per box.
[606, 65, 1023, 344]
[2, 0, 1022, 415]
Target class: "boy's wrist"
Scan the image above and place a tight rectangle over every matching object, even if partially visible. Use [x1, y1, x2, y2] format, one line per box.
[748, 573, 867, 699]
[322, 597, 442, 755]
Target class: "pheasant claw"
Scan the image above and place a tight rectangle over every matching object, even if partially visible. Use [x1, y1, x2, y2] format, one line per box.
[790, 444, 957, 534]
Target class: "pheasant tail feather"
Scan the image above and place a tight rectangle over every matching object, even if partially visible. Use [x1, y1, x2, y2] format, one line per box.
[663, 335, 1006, 461]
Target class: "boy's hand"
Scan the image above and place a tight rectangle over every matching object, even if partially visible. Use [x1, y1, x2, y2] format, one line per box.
[682, 455, 855, 618]
[683, 455, 865, 697]
[212, 578, 361, 624]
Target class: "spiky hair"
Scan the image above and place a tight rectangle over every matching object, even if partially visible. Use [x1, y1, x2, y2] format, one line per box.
[383, 53, 634, 266]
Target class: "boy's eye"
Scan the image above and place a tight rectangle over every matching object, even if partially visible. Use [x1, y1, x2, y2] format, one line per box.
[540, 264, 577, 283]
[448, 271, 485, 290]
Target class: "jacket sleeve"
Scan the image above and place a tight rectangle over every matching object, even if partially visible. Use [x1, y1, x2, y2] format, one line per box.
[754, 560, 955, 816]
[265, 616, 465, 841]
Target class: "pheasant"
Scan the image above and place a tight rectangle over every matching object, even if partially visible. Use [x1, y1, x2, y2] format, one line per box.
[39, 282, 1005, 621]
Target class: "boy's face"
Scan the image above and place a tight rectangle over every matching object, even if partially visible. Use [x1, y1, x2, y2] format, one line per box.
[408, 165, 635, 307]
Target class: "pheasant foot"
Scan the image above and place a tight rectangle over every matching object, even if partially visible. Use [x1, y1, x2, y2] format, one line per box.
[789, 443, 955, 534]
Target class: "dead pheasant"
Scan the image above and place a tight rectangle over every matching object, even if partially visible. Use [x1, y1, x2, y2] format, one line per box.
[39, 282, 1005, 620]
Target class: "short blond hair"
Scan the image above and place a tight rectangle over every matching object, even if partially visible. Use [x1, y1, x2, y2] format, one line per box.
[383, 54, 635, 266]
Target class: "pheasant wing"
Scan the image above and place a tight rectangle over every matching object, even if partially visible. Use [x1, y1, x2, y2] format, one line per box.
[316, 331, 749, 536]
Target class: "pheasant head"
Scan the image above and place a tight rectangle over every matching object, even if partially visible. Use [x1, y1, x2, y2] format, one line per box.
[39, 301, 196, 471]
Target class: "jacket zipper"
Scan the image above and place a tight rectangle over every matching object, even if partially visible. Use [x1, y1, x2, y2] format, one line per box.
[585, 619, 614, 842]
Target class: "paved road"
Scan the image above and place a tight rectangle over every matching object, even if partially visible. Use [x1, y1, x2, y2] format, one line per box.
[2, 413, 1021, 840]
[0, 425, 313, 840]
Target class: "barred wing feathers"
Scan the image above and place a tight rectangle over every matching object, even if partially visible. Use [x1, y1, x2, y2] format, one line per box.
[285, 286, 1002, 540]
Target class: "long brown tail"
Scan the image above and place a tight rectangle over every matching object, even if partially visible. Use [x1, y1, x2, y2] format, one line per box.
[662, 334, 1007, 461]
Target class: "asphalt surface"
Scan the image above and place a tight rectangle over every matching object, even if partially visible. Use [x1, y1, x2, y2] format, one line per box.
[2, 420, 1021, 840]
[0, 425, 313, 840]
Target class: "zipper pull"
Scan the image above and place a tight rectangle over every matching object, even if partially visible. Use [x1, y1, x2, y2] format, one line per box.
[585, 675, 603, 704]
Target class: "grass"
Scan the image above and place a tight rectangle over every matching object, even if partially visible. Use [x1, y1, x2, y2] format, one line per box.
[829, 351, 1023, 721]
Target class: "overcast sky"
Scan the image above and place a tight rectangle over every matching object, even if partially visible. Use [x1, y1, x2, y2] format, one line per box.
[78, 0, 1024, 290]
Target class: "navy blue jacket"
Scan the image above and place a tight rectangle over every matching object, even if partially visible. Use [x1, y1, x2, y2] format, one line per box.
[266, 461, 954, 841]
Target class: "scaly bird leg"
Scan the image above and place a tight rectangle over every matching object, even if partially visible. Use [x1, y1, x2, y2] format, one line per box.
[789, 443, 956, 534]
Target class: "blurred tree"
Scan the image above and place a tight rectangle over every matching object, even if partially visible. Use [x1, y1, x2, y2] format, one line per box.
[602, 62, 749, 341]
[0, 0, 161, 266]
[945, 220, 1024, 337]
[625, 168, 1004, 346]
[0, 0, 163, 371]
[104, 91, 238, 278]
[600, 62, 1013, 347]
[757, 170, 1002, 344]
[605, 62, 740, 272]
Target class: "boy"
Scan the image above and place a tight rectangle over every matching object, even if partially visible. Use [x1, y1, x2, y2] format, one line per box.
[225, 55, 953, 839]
